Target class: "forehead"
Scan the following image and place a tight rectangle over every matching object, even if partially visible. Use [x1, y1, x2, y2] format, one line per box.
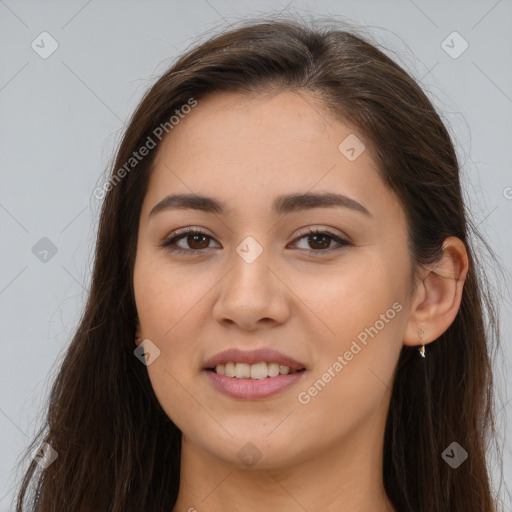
[143, 90, 399, 222]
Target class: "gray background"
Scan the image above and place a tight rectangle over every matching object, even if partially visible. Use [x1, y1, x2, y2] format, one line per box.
[1, 0, 511, 510]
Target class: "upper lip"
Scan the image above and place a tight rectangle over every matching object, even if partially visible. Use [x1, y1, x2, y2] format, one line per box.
[203, 348, 306, 371]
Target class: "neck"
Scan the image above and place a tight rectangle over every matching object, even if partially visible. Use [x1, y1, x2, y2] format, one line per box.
[172, 407, 395, 512]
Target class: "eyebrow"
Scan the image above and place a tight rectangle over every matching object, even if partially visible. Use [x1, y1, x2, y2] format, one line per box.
[148, 192, 372, 218]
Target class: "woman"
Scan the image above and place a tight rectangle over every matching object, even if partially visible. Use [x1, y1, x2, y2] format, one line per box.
[15, 15, 504, 512]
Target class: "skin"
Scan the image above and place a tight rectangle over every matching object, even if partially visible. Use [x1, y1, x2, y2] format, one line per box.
[133, 89, 469, 512]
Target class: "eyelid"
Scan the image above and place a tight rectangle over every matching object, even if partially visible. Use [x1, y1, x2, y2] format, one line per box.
[164, 225, 349, 241]
[293, 225, 349, 241]
[166, 225, 215, 239]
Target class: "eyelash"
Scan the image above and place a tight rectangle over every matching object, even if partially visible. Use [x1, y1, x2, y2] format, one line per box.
[160, 227, 352, 256]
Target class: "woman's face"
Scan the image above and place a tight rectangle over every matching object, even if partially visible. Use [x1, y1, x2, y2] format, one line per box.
[133, 90, 414, 470]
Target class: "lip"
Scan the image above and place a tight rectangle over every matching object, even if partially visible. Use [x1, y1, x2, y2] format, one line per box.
[203, 369, 307, 400]
[202, 348, 306, 371]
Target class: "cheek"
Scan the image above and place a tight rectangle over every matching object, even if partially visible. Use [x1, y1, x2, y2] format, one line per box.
[297, 256, 406, 413]
[305, 253, 405, 340]
[133, 254, 219, 419]
[134, 253, 210, 337]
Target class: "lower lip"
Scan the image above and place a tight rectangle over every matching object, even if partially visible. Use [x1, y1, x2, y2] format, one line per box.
[203, 369, 306, 399]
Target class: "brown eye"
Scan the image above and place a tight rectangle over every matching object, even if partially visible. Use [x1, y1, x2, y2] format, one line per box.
[291, 228, 351, 255]
[162, 227, 351, 256]
[306, 233, 333, 250]
[161, 229, 218, 254]
[186, 233, 210, 250]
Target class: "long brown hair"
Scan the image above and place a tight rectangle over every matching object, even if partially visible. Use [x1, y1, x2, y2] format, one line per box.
[14, 14, 506, 512]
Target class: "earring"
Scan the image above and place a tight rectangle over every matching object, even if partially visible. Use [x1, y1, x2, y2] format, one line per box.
[135, 337, 142, 345]
[418, 329, 426, 358]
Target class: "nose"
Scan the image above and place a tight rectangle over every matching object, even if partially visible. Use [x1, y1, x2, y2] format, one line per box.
[211, 247, 290, 331]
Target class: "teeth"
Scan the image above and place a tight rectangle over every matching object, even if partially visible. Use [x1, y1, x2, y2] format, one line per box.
[251, 362, 268, 379]
[235, 363, 251, 379]
[213, 361, 301, 378]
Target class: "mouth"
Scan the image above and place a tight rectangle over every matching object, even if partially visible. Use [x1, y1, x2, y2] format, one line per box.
[202, 348, 308, 399]
[203, 365, 307, 400]
[204, 362, 306, 379]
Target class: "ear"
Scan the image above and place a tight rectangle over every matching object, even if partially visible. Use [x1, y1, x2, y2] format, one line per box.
[403, 236, 469, 347]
